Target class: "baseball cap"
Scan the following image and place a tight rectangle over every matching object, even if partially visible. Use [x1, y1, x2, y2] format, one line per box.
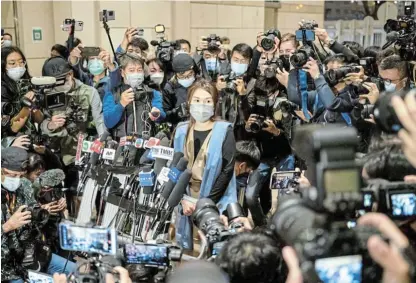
[42, 56, 72, 78]
[172, 54, 194, 73]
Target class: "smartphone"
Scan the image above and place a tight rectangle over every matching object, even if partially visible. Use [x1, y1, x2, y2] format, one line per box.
[295, 29, 315, 42]
[59, 223, 117, 255]
[136, 28, 144, 37]
[155, 24, 165, 33]
[315, 255, 362, 283]
[99, 10, 115, 21]
[124, 243, 168, 267]
[80, 47, 101, 58]
[269, 170, 300, 190]
[61, 20, 84, 32]
[390, 192, 416, 218]
[28, 270, 53, 283]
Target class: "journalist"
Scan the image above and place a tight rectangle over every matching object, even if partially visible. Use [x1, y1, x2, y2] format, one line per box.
[1, 46, 44, 138]
[176, 39, 192, 55]
[50, 44, 69, 59]
[147, 58, 166, 88]
[163, 53, 197, 126]
[2, 32, 13, 47]
[103, 53, 165, 139]
[117, 28, 149, 59]
[379, 55, 414, 92]
[315, 28, 359, 63]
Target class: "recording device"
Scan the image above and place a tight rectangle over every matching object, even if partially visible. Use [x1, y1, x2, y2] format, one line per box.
[59, 223, 117, 255]
[296, 20, 318, 43]
[325, 65, 361, 86]
[65, 100, 88, 134]
[203, 34, 221, 51]
[79, 46, 101, 58]
[271, 125, 382, 283]
[221, 71, 241, 94]
[264, 56, 291, 78]
[28, 270, 53, 283]
[23, 203, 50, 227]
[61, 19, 84, 32]
[359, 57, 378, 77]
[290, 45, 315, 68]
[269, 170, 300, 190]
[261, 29, 281, 52]
[249, 94, 270, 133]
[360, 104, 374, 120]
[193, 199, 242, 257]
[226, 203, 245, 230]
[373, 90, 407, 134]
[362, 180, 416, 220]
[151, 24, 178, 63]
[124, 243, 169, 267]
[36, 169, 66, 205]
[67, 255, 122, 283]
[99, 10, 115, 21]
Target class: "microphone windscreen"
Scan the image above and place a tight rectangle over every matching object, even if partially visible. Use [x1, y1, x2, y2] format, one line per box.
[99, 131, 111, 142]
[89, 131, 112, 166]
[167, 169, 192, 207]
[170, 152, 184, 168]
[175, 158, 189, 172]
[127, 146, 138, 164]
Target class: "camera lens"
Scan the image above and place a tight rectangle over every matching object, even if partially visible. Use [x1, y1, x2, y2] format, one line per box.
[2, 103, 14, 116]
[290, 51, 308, 68]
[193, 198, 223, 234]
[261, 36, 275, 52]
[264, 67, 277, 79]
[250, 121, 262, 133]
[226, 203, 244, 223]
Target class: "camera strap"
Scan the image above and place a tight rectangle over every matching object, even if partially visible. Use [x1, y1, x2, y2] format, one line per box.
[298, 70, 312, 121]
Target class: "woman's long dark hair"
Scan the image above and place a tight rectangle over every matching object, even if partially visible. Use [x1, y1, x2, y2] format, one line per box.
[1, 46, 31, 97]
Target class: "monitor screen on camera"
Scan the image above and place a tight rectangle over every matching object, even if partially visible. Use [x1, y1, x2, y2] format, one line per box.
[391, 193, 416, 217]
[315, 255, 362, 283]
[324, 168, 360, 193]
[124, 244, 168, 267]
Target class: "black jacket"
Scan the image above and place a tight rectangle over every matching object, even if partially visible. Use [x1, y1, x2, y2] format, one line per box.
[162, 81, 188, 126]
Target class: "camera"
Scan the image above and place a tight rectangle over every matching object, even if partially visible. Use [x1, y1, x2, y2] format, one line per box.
[249, 94, 270, 133]
[263, 56, 290, 79]
[290, 45, 314, 68]
[221, 71, 240, 94]
[68, 256, 121, 283]
[193, 199, 242, 257]
[124, 243, 182, 267]
[362, 181, 416, 220]
[99, 10, 115, 22]
[261, 29, 281, 52]
[151, 40, 178, 63]
[23, 203, 50, 227]
[325, 65, 361, 86]
[203, 34, 221, 51]
[360, 104, 374, 120]
[373, 90, 407, 134]
[295, 20, 318, 43]
[176, 101, 189, 119]
[359, 57, 378, 77]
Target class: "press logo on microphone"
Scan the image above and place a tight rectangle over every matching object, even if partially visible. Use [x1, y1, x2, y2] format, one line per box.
[151, 146, 174, 160]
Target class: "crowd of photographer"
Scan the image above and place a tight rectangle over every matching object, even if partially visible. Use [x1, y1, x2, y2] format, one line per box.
[1, 5, 416, 283]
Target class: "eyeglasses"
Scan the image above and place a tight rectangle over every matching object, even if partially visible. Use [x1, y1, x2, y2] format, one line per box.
[7, 60, 26, 68]
[382, 77, 405, 85]
[177, 71, 194, 80]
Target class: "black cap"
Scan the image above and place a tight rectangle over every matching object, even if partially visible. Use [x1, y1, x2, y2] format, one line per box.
[1, 147, 28, 172]
[42, 56, 72, 77]
[172, 54, 194, 73]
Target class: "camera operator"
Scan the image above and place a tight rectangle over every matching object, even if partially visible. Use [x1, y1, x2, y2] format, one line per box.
[194, 35, 230, 82]
[217, 43, 256, 140]
[103, 53, 165, 140]
[163, 53, 197, 126]
[117, 28, 149, 59]
[1, 46, 44, 138]
[315, 27, 359, 63]
[379, 55, 414, 92]
[68, 44, 119, 101]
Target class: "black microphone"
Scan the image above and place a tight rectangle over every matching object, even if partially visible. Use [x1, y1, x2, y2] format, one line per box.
[153, 137, 170, 176]
[139, 148, 153, 165]
[169, 152, 184, 169]
[153, 169, 192, 239]
[89, 131, 111, 167]
[159, 157, 189, 205]
[122, 172, 139, 198]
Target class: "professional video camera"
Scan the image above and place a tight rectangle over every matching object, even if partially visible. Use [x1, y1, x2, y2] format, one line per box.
[325, 65, 361, 86]
[264, 56, 291, 79]
[383, 1, 416, 61]
[193, 199, 244, 257]
[362, 180, 415, 220]
[203, 34, 221, 52]
[151, 24, 178, 63]
[260, 29, 281, 52]
[270, 125, 382, 283]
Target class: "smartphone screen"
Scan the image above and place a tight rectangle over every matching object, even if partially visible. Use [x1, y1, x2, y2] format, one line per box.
[59, 223, 117, 255]
[269, 171, 298, 190]
[124, 244, 168, 267]
[315, 255, 362, 283]
[391, 192, 416, 217]
[28, 270, 53, 283]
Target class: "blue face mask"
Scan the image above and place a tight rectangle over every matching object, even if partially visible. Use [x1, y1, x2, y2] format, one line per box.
[384, 82, 397, 92]
[178, 77, 195, 88]
[205, 58, 218, 72]
[231, 62, 248, 76]
[88, 59, 105, 76]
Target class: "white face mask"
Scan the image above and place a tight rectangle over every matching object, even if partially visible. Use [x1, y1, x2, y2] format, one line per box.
[190, 104, 214, 122]
[150, 73, 164, 85]
[2, 176, 21, 192]
[126, 72, 144, 88]
[7, 67, 26, 81]
[3, 40, 12, 47]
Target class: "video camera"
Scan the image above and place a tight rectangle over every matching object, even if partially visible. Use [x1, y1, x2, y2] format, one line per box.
[260, 29, 281, 52]
[193, 199, 244, 257]
[203, 34, 221, 52]
[151, 24, 178, 63]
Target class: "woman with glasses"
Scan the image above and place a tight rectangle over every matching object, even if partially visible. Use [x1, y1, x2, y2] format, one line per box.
[163, 53, 199, 127]
[1, 46, 44, 142]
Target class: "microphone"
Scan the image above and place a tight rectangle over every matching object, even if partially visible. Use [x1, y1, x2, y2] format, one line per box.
[136, 168, 156, 236]
[89, 131, 111, 167]
[153, 169, 192, 239]
[154, 137, 170, 176]
[160, 157, 189, 204]
[122, 172, 139, 198]
[31, 76, 56, 86]
[36, 169, 66, 188]
[139, 148, 154, 165]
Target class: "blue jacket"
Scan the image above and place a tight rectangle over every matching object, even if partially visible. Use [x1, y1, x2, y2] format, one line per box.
[103, 88, 166, 129]
[174, 121, 238, 250]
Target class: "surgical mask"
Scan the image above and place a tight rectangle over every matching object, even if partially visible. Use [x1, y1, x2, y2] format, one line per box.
[3, 40, 12, 47]
[150, 73, 164, 85]
[88, 59, 105, 76]
[7, 67, 26, 81]
[126, 72, 144, 88]
[190, 104, 214, 123]
[384, 82, 397, 92]
[178, 77, 195, 88]
[2, 176, 21, 192]
[205, 58, 218, 72]
[231, 62, 248, 76]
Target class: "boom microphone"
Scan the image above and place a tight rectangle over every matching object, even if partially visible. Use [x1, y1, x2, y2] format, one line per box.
[153, 169, 192, 239]
[89, 131, 111, 167]
[31, 76, 56, 86]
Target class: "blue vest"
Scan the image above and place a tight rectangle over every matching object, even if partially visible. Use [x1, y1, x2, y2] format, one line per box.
[173, 121, 238, 250]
